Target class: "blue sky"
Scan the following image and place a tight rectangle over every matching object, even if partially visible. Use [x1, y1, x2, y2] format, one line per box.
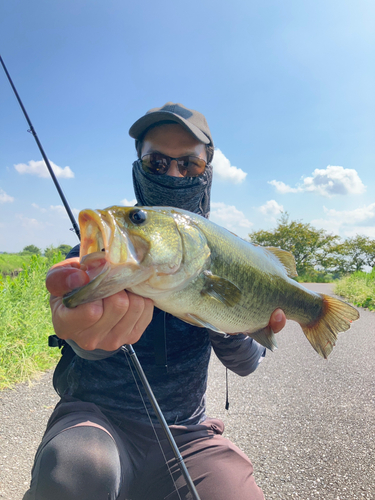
[1, 0, 374, 253]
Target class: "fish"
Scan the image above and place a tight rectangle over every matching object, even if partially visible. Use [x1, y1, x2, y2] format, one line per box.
[63, 206, 360, 358]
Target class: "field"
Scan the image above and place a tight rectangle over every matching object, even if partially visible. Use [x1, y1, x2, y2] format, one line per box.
[0, 253, 33, 276]
[0, 254, 63, 390]
[334, 268, 375, 311]
[0, 253, 373, 390]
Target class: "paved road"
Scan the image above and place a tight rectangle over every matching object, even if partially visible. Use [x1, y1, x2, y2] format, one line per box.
[1, 284, 374, 500]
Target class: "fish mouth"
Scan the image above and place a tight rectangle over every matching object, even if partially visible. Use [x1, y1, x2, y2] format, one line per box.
[63, 209, 150, 308]
[79, 209, 149, 275]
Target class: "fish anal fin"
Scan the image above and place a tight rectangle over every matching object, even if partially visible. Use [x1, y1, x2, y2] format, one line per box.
[302, 294, 360, 359]
[247, 325, 278, 351]
[201, 271, 242, 307]
[265, 247, 298, 278]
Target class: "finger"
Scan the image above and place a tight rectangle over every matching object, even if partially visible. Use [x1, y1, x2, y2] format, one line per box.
[46, 258, 90, 296]
[94, 293, 151, 350]
[70, 291, 132, 350]
[50, 295, 105, 338]
[106, 295, 154, 348]
[269, 309, 286, 333]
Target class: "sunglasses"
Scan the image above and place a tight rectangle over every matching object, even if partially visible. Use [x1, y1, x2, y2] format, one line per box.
[140, 153, 207, 177]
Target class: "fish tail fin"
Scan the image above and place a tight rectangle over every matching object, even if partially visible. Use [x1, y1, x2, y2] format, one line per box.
[302, 294, 360, 359]
[248, 325, 278, 351]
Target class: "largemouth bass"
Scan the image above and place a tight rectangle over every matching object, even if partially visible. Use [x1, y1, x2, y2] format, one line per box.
[63, 206, 360, 358]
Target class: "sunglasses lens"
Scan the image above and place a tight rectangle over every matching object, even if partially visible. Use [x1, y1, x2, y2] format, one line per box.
[141, 154, 206, 177]
[140, 154, 169, 175]
[179, 157, 206, 177]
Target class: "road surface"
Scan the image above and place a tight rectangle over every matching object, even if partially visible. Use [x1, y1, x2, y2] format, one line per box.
[1, 284, 374, 499]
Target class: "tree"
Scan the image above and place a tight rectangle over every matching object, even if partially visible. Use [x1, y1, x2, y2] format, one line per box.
[331, 235, 375, 273]
[248, 213, 340, 276]
[57, 244, 73, 256]
[22, 245, 41, 255]
[44, 244, 73, 259]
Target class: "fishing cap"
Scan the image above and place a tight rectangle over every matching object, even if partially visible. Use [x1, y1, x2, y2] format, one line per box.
[129, 102, 214, 147]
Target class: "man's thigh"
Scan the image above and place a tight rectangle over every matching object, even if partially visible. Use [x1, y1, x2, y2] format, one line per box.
[130, 418, 265, 500]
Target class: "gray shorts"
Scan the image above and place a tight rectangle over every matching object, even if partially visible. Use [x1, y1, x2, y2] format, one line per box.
[23, 397, 265, 500]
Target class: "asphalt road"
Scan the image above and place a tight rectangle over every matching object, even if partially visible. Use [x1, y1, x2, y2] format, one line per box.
[1, 284, 374, 500]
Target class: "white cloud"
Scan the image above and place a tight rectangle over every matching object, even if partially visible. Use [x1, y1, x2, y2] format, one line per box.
[269, 166, 366, 197]
[0, 189, 14, 203]
[50, 205, 81, 222]
[311, 203, 375, 237]
[258, 200, 284, 217]
[14, 159, 75, 179]
[31, 203, 80, 221]
[268, 180, 301, 194]
[32, 203, 47, 213]
[210, 202, 253, 237]
[72, 208, 80, 220]
[50, 205, 68, 216]
[120, 198, 137, 206]
[212, 149, 247, 184]
[16, 214, 46, 229]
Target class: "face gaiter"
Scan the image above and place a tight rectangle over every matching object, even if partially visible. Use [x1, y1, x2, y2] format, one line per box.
[132, 160, 212, 218]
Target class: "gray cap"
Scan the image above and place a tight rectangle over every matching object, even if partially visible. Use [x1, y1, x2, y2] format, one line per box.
[129, 102, 213, 146]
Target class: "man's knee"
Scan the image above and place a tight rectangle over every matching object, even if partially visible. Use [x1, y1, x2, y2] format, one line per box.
[30, 426, 121, 500]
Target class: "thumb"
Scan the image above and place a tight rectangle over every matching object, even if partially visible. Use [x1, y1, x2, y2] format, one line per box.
[46, 258, 90, 297]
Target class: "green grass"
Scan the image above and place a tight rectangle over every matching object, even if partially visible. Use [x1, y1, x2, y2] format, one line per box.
[295, 271, 334, 283]
[0, 253, 64, 390]
[0, 253, 34, 276]
[334, 269, 375, 311]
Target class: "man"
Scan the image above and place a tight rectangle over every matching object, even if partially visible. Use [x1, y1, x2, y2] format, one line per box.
[23, 103, 286, 500]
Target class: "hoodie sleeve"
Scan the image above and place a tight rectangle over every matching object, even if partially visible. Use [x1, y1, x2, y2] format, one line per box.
[209, 331, 266, 377]
[64, 339, 121, 360]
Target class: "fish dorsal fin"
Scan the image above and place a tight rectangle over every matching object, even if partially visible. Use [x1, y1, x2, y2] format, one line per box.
[200, 271, 242, 307]
[265, 247, 298, 278]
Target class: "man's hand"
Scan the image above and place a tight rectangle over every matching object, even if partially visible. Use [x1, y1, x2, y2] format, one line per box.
[269, 309, 286, 333]
[46, 258, 154, 351]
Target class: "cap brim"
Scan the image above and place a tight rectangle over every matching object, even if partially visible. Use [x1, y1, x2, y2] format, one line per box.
[129, 111, 210, 145]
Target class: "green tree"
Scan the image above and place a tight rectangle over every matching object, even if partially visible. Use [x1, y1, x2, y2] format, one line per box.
[249, 213, 340, 276]
[332, 235, 375, 273]
[44, 244, 73, 260]
[21, 245, 41, 255]
[57, 244, 73, 256]
[44, 245, 57, 260]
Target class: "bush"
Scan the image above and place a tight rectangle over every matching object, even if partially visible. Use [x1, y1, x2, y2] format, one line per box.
[334, 269, 375, 311]
[0, 253, 64, 389]
[0, 253, 33, 276]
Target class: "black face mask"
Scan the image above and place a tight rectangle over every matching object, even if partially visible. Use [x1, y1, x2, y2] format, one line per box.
[132, 160, 212, 218]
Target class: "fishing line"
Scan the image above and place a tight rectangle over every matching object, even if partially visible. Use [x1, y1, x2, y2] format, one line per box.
[1, 53, 201, 500]
[121, 346, 183, 500]
[122, 345, 201, 500]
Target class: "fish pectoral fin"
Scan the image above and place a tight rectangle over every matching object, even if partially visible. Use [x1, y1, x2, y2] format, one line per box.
[200, 271, 242, 307]
[265, 247, 298, 278]
[247, 326, 278, 351]
[182, 313, 227, 334]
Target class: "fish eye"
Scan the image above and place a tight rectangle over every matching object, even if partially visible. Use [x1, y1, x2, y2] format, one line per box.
[129, 209, 147, 225]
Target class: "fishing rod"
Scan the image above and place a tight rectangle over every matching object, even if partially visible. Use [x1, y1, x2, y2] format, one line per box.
[1, 54, 201, 500]
[0, 55, 80, 240]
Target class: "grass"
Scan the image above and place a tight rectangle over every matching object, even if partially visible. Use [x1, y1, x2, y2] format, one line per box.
[0, 250, 373, 390]
[0, 253, 33, 276]
[334, 268, 375, 311]
[0, 253, 64, 390]
[295, 271, 334, 283]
